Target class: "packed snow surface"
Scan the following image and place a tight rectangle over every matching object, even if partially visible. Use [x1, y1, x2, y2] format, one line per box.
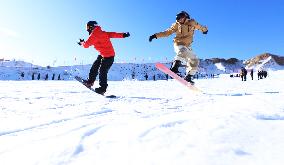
[1, 71, 284, 165]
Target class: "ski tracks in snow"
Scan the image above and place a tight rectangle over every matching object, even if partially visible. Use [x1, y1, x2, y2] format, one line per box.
[1, 77, 284, 165]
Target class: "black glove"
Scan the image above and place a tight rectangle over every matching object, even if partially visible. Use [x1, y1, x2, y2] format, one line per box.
[149, 34, 157, 42]
[77, 39, 85, 45]
[203, 30, 208, 34]
[123, 32, 130, 38]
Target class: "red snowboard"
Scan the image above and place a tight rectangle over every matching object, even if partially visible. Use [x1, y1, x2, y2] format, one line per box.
[156, 62, 202, 93]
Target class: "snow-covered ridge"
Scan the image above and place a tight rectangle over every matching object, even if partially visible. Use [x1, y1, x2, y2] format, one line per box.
[244, 53, 284, 70]
[1, 53, 283, 80]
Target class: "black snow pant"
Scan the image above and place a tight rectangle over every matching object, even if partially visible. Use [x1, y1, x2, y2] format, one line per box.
[89, 55, 114, 90]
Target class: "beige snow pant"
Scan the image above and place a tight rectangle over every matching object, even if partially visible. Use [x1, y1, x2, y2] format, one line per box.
[174, 45, 199, 75]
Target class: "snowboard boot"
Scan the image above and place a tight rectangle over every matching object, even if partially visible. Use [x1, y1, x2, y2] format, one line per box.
[184, 73, 195, 85]
[170, 60, 181, 74]
[95, 87, 106, 95]
[83, 79, 94, 88]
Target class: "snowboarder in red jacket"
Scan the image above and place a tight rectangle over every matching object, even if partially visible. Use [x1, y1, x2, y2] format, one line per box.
[78, 21, 130, 94]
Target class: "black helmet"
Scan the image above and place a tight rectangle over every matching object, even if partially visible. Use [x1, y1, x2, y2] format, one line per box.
[87, 21, 98, 27]
[176, 11, 190, 20]
[86, 21, 98, 34]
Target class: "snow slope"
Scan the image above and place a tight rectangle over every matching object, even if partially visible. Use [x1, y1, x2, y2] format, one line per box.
[0, 62, 170, 81]
[0, 59, 245, 81]
[1, 56, 283, 81]
[1, 71, 284, 165]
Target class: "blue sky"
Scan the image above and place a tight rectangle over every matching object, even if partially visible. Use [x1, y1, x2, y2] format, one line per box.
[0, 0, 283, 66]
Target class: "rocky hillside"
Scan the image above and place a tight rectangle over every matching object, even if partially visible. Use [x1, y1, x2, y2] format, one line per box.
[244, 53, 284, 66]
[244, 53, 284, 70]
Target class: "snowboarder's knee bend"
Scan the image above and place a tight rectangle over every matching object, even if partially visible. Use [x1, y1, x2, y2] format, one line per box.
[187, 59, 199, 75]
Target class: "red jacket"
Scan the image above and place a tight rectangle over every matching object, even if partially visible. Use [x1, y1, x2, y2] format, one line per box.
[83, 26, 124, 57]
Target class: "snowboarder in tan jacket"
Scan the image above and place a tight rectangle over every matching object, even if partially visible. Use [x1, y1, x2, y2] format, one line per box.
[149, 11, 208, 84]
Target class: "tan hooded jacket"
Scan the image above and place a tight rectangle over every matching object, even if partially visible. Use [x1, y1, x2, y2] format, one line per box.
[155, 19, 207, 47]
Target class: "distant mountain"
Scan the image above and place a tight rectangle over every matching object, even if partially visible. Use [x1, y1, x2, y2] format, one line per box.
[207, 58, 240, 65]
[0, 59, 39, 68]
[244, 53, 284, 70]
[0, 53, 283, 80]
[199, 58, 244, 74]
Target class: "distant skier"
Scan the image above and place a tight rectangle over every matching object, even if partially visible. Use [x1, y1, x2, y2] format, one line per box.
[78, 21, 130, 95]
[20, 72, 24, 80]
[45, 74, 48, 80]
[149, 11, 208, 85]
[250, 69, 253, 80]
[263, 70, 268, 78]
[52, 73, 55, 80]
[258, 70, 261, 80]
[241, 67, 247, 81]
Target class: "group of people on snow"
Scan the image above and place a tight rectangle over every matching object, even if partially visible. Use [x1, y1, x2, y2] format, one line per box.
[20, 72, 62, 80]
[257, 70, 268, 80]
[77, 11, 208, 94]
[238, 67, 268, 81]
